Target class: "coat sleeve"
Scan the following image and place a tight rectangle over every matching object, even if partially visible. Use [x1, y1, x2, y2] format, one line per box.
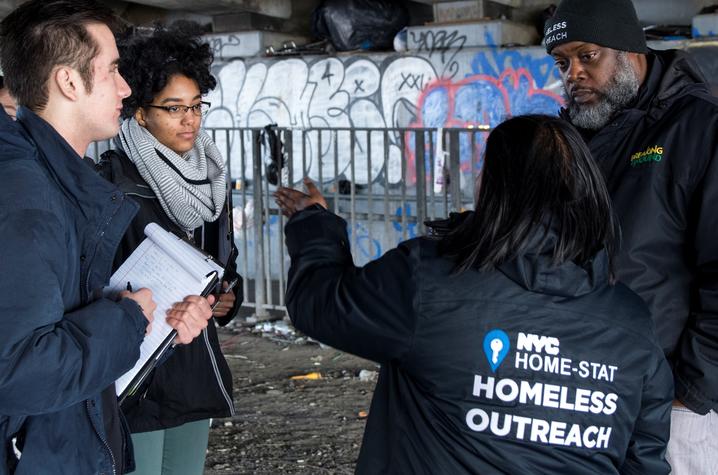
[673, 134, 718, 414]
[284, 207, 418, 365]
[619, 348, 673, 475]
[0, 208, 147, 416]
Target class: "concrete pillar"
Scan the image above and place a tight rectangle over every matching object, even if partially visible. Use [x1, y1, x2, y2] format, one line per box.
[129, 0, 292, 19]
[633, 0, 715, 25]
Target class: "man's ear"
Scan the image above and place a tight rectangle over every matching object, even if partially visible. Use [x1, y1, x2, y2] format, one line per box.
[52, 66, 82, 101]
[135, 108, 147, 127]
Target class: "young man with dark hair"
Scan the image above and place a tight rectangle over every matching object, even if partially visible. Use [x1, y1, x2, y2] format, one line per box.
[545, 1, 718, 472]
[0, 1, 215, 473]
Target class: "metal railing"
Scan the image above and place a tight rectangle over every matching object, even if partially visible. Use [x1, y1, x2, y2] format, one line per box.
[90, 126, 490, 317]
[208, 126, 488, 318]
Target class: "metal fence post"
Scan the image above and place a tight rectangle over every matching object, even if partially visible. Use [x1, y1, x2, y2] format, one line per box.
[251, 129, 269, 319]
[414, 130, 426, 235]
[448, 129, 462, 212]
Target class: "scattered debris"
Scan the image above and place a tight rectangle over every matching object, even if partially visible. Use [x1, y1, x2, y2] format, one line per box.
[290, 372, 323, 380]
[358, 410, 369, 419]
[358, 369, 378, 382]
[255, 319, 296, 337]
[207, 325, 373, 474]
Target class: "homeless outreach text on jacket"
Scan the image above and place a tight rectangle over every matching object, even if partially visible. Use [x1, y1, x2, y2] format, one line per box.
[284, 207, 673, 475]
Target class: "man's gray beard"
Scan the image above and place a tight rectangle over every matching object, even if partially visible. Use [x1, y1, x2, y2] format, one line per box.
[566, 52, 641, 130]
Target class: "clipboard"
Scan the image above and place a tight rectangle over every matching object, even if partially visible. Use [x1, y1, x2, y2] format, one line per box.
[105, 222, 225, 402]
[118, 270, 219, 404]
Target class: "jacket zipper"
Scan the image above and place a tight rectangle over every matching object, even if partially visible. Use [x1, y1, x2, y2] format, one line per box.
[86, 400, 117, 475]
[203, 328, 235, 416]
[83, 194, 121, 300]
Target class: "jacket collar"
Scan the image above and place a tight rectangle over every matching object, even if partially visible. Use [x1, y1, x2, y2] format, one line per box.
[102, 148, 157, 199]
[16, 106, 123, 217]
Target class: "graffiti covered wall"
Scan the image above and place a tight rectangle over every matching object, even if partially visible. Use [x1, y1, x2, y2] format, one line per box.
[205, 32, 565, 188]
[205, 31, 718, 274]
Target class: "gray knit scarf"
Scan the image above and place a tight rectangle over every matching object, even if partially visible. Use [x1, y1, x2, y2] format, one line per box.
[116, 118, 227, 232]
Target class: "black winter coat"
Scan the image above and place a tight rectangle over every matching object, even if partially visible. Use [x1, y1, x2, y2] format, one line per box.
[285, 207, 673, 475]
[98, 149, 241, 433]
[567, 49, 718, 414]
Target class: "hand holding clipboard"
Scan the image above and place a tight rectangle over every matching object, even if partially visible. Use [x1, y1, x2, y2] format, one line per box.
[107, 223, 226, 403]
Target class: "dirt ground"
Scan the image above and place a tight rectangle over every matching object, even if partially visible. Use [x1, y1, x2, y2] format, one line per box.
[204, 319, 378, 475]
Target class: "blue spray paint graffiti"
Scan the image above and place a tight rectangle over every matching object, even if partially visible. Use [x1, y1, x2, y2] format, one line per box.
[470, 32, 561, 89]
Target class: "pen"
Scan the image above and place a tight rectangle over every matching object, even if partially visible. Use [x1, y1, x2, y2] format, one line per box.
[126, 281, 133, 292]
[211, 277, 239, 310]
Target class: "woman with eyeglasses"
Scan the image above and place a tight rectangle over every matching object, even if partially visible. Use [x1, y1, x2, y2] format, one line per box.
[98, 23, 241, 475]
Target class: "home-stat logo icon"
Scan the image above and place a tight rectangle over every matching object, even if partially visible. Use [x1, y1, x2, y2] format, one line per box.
[483, 329, 510, 372]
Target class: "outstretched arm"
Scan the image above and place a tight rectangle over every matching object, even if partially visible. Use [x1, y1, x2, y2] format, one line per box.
[276, 180, 418, 364]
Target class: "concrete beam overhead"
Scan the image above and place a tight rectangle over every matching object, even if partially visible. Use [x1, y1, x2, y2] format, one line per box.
[128, 0, 291, 19]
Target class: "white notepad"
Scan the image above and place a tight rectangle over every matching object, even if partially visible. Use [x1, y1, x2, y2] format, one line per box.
[104, 222, 224, 399]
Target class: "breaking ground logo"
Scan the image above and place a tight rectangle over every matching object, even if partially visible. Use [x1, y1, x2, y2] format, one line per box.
[466, 330, 619, 450]
[630, 145, 664, 167]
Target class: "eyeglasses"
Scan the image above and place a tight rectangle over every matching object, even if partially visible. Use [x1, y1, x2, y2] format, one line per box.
[144, 101, 211, 118]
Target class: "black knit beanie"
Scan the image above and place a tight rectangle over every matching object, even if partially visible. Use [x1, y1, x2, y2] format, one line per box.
[544, 0, 647, 54]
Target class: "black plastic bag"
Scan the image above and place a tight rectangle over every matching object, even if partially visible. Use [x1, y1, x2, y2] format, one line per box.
[259, 124, 286, 186]
[311, 0, 409, 51]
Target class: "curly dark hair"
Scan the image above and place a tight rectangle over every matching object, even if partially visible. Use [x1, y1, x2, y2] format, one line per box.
[118, 22, 216, 119]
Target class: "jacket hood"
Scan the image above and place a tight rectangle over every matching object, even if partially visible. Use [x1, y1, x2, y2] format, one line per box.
[649, 48, 709, 106]
[497, 240, 610, 298]
[632, 49, 711, 124]
[427, 212, 610, 298]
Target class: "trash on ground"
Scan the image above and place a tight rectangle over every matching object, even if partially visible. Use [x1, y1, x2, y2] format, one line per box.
[358, 369, 378, 382]
[290, 372, 323, 380]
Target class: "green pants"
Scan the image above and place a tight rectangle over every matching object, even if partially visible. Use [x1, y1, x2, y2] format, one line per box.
[128, 419, 210, 475]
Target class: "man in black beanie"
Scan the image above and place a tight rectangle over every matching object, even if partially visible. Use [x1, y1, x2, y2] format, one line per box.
[546, 1, 718, 473]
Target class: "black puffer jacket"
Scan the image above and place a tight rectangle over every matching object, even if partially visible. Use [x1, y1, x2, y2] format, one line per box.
[285, 207, 673, 475]
[98, 149, 241, 432]
[566, 49, 718, 414]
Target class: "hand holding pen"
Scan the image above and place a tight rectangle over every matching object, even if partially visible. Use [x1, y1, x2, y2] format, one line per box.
[119, 281, 156, 335]
[211, 277, 239, 317]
